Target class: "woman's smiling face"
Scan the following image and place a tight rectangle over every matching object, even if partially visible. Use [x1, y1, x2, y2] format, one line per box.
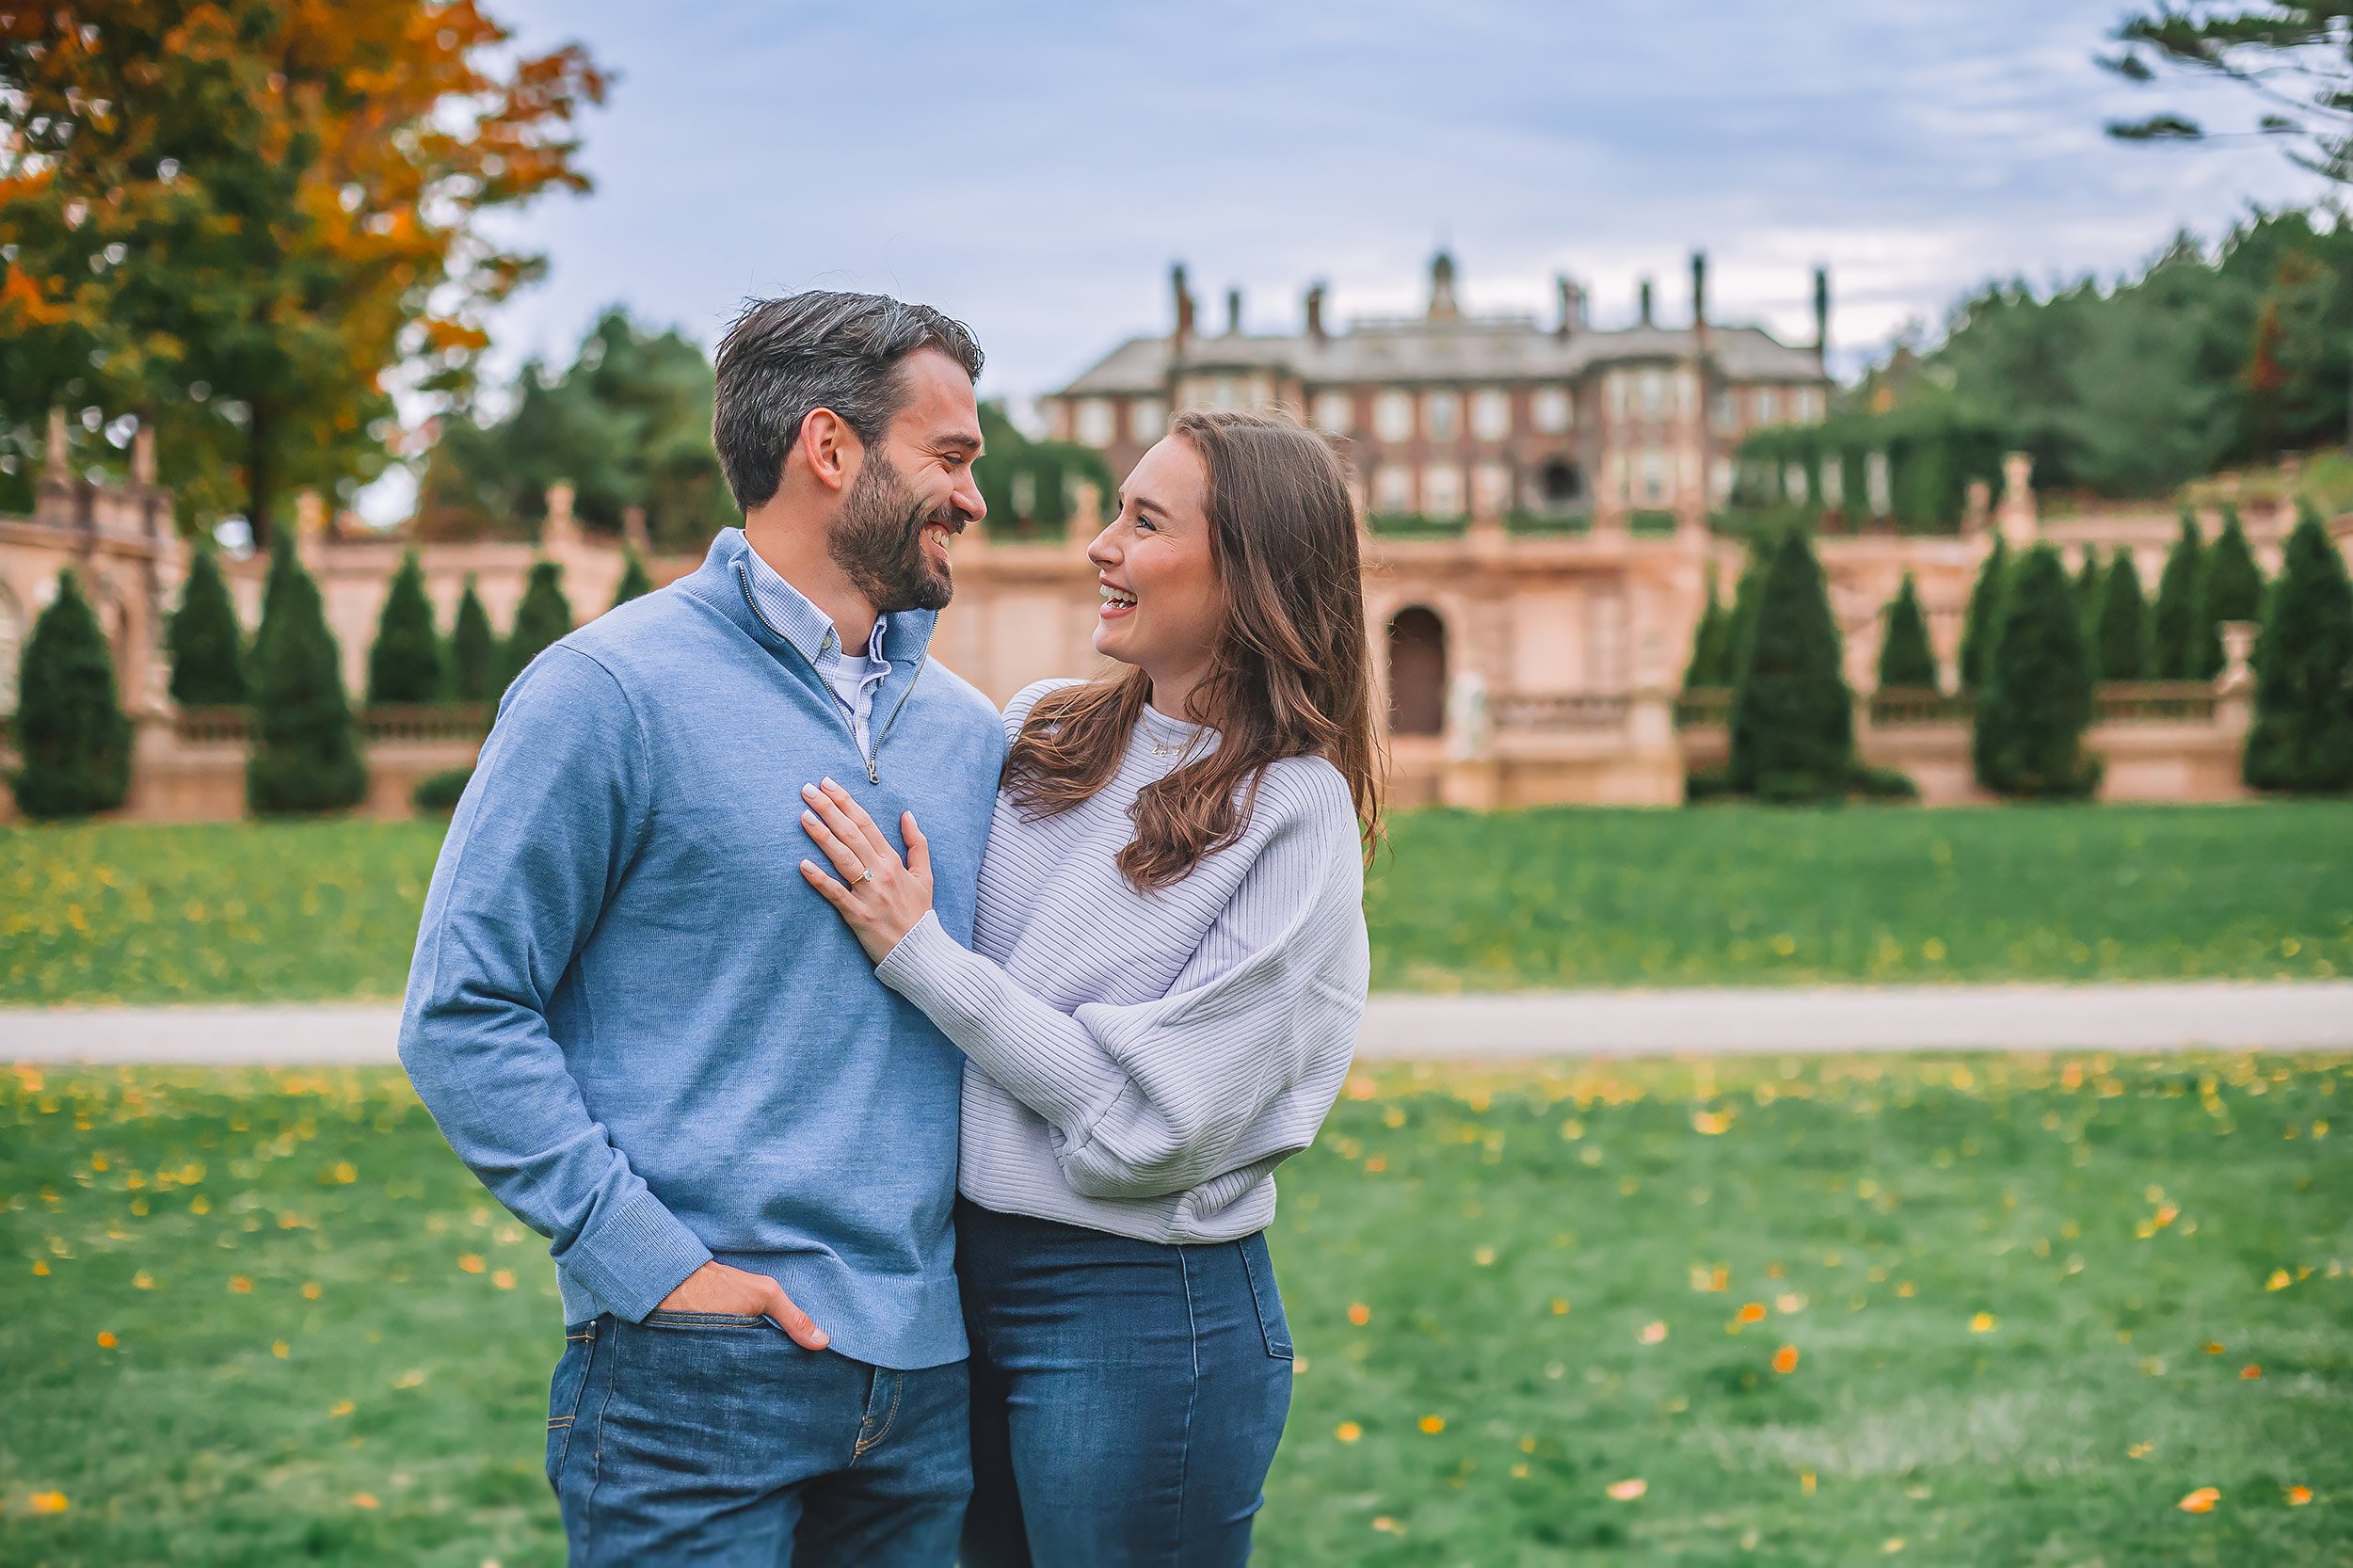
[1088, 436, 1225, 704]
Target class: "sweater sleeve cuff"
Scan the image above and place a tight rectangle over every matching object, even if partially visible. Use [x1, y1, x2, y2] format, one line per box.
[876, 910, 1128, 1134]
[562, 1183, 714, 1323]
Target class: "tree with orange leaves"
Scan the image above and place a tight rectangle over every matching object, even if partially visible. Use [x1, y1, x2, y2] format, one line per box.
[0, 3, 605, 538]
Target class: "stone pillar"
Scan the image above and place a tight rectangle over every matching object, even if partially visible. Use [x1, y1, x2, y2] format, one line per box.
[621, 505, 649, 554]
[1961, 479, 1990, 537]
[1996, 452, 2037, 548]
[1437, 668, 1501, 808]
[540, 483, 579, 552]
[37, 407, 76, 529]
[2217, 619, 2258, 741]
[1064, 480, 1101, 556]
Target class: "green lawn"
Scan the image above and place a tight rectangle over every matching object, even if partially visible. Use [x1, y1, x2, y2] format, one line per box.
[3, 1055, 2346, 1565]
[4, 804, 2350, 1004]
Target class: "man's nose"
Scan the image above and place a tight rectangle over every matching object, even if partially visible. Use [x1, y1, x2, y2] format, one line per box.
[954, 468, 985, 524]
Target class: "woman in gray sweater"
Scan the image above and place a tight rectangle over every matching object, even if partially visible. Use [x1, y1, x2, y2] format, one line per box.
[798, 407, 1378, 1566]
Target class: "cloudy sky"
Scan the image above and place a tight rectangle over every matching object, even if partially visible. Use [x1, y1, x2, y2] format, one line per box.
[471, 0, 2319, 410]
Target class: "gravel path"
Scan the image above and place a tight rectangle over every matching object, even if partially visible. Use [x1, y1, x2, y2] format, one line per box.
[8, 981, 2351, 1064]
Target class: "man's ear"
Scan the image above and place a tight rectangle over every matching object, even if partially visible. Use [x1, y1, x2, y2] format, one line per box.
[794, 408, 863, 496]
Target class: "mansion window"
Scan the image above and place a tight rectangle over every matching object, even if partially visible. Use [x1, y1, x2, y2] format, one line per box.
[1424, 389, 1461, 442]
[1754, 387, 1781, 425]
[1375, 390, 1415, 443]
[1709, 390, 1737, 434]
[1130, 399, 1167, 441]
[1374, 463, 1415, 514]
[1709, 456, 1734, 503]
[1604, 373, 1627, 422]
[1640, 448, 1667, 504]
[1075, 399, 1115, 447]
[1675, 369, 1697, 419]
[1312, 390, 1353, 436]
[1791, 387, 1822, 423]
[1422, 463, 1466, 518]
[1639, 370, 1665, 420]
[1470, 389, 1511, 441]
[1532, 386, 1572, 434]
[1472, 460, 1511, 516]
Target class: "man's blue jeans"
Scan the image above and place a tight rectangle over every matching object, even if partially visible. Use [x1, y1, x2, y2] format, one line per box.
[546, 1311, 969, 1566]
[955, 1200, 1296, 1567]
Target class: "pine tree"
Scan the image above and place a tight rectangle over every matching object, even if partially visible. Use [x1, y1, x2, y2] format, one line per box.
[1958, 536, 2009, 691]
[253, 532, 302, 664]
[2150, 508, 2217, 680]
[1728, 527, 1861, 801]
[1876, 572, 1939, 690]
[2243, 505, 2353, 793]
[1721, 539, 1769, 685]
[2091, 547, 2151, 681]
[167, 543, 248, 706]
[247, 550, 367, 814]
[366, 550, 445, 704]
[1973, 544, 2099, 798]
[449, 577, 498, 703]
[8, 570, 133, 818]
[501, 561, 573, 690]
[611, 546, 654, 610]
[1683, 570, 1729, 691]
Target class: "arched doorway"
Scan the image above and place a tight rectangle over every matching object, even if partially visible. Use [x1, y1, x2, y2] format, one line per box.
[1539, 458, 1583, 508]
[1386, 607, 1448, 736]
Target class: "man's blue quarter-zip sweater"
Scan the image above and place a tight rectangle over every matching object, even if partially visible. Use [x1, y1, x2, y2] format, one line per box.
[398, 527, 1005, 1369]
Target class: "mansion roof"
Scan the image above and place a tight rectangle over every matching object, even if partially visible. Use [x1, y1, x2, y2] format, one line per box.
[1053, 315, 1827, 398]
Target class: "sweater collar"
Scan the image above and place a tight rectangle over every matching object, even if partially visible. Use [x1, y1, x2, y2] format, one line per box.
[683, 527, 937, 668]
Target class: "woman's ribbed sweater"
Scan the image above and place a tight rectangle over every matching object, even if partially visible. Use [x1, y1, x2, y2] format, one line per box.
[874, 680, 1369, 1242]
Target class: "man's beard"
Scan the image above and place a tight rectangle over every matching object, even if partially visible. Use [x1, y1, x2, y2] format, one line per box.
[828, 450, 957, 614]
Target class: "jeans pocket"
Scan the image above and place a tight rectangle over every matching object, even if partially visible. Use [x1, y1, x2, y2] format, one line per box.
[1237, 1231, 1294, 1360]
[545, 1320, 600, 1492]
[640, 1309, 774, 1331]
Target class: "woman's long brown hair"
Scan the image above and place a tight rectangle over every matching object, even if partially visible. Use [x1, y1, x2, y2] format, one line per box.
[1001, 408, 1381, 892]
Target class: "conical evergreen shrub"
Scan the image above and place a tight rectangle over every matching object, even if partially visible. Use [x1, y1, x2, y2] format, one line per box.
[1728, 528, 1863, 801]
[247, 550, 367, 814]
[1876, 572, 1939, 690]
[2072, 550, 2102, 631]
[611, 547, 654, 611]
[1721, 540, 1769, 687]
[167, 543, 247, 706]
[2091, 548, 2150, 681]
[1958, 536, 2009, 691]
[449, 578, 498, 704]
[2204, 502, 2265, 632]
[367, 551, 444, 705]
[1683, 570, 1730, 690]
[501, 561, 573, 690]
[2243, 505, 2353, 793]
[2150, 509, 2217, 680]
[9, 569, 132, 817]
[1973, 543, 2099, 798]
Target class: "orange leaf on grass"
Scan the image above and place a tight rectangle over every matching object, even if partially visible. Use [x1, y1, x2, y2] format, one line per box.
[1607, 1478, 1647, 1500]
[2177, 1487, 2220, 1514]
[1772, 1344, 1800, 1374]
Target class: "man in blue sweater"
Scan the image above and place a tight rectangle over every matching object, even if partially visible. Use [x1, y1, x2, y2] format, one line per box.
[398, 292, 1004, 1565]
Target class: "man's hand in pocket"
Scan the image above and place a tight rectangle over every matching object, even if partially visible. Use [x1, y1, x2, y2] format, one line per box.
[655, 1261, 829, 1350]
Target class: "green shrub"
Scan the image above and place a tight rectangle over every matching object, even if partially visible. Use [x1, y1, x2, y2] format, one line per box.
[1721, 539, 1769, 684]
[2090, 547, 2150, 681]
[9, 569, 133, 818]
[2243, 504, 2353, 793]
[1973, 543, 2099, 798]
[500, 561, 572, 690]
[1876, 572, 1939, 690]
[366, 551, 444, 705]
[1683, 570, 1731, 691]
[1682, 765, 1735, 803]
[449, 578, 498, 704]
[167, 544, 248, 706]
[2150, 510, 2218, 680]
[2073, 550, 2102, 631]
[1728, 528, 1864, 802]
[247, 551, 366, 815]
[611, 546, 654, 609]
[1958, 536, 2009, 691]
[2205, 502, 2265, 627]
[411, 766, 473, 814]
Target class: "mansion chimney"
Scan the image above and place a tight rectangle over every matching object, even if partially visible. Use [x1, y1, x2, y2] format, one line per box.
[1429, 249, 1459, 320]
[1555, 274, 1585, 338]
[1305, 282, 1326, 341]
[1225, 287, 1242, 336]
[1690, 251, 1708, 330]
[1171, 263, 1195, 352]
[1638, 278, 1654, 327]
[1813, 265, 1831, 369]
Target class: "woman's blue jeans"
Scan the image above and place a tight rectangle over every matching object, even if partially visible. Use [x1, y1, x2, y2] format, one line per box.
[954, 1198, 1295, 1568]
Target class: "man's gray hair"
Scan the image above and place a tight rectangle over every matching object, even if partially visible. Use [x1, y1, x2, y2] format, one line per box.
[712, 291, 984, 512]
